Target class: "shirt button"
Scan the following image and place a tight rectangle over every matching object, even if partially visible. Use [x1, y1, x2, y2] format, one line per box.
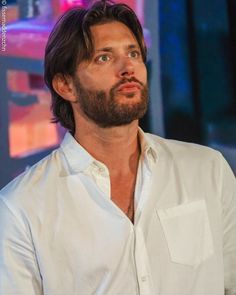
[98, 167, 104, 173]
[93, 162, 104, 173]
[141, 276, 147, 282]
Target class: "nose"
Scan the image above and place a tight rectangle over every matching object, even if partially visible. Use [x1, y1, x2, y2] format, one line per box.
[117, 57, 135, 78]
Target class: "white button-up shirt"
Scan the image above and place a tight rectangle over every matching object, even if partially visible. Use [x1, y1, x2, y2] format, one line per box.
[0, 129, 236, 295]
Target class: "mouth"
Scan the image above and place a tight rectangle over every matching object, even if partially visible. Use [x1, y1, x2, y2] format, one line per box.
[117, 82, 141, 93]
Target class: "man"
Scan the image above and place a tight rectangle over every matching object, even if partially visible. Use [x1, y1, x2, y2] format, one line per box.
[0, 1, 236, 294]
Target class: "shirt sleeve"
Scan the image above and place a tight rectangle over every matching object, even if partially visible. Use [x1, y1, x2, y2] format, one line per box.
[220, 156, 236, 295]
[0, 198, 43, 295]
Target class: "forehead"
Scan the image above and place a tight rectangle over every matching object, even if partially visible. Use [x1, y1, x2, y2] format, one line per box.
[90, 21, 139, 49]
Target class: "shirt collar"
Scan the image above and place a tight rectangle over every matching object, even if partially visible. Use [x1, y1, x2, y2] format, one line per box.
[60, 128, 158, 174]
[138, 127, 158, 164]
[60, 132, 95, 173]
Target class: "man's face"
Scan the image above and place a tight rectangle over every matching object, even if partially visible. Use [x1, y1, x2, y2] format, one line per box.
[73, 21, 148, 128]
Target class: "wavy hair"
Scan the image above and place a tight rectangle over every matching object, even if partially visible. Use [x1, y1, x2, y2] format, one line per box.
[44, 0, 147, 133]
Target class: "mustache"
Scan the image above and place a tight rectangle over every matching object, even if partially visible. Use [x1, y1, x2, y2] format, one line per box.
[111, 77, 145, 92]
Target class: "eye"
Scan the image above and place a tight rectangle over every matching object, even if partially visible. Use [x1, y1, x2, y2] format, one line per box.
[96, 54, 111, 63]
[128, 50, 141, 58]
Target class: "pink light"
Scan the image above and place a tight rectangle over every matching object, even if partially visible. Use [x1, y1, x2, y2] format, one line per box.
[60, 0, 86, 12]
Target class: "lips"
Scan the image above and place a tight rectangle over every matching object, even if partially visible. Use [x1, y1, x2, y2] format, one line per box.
[117, 82, 141, 92]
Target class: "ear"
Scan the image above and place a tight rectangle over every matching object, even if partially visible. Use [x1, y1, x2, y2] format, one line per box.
[52, 74, 77, 102]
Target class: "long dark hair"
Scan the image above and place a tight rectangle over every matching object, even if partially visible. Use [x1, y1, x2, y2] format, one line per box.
[44, 0, 147, 134]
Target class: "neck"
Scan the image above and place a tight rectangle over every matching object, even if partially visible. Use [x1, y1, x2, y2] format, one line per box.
[74, 119, 140, 175]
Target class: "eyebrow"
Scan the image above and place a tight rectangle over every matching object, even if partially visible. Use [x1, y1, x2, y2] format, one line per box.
[95, 44, 139, 53]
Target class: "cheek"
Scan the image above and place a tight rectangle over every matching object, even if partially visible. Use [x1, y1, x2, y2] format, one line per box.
[77, 72, 98, 90]
[78, 67, 114, 89]
[76, 65, 99, 90]
[138, 64, 147, 84]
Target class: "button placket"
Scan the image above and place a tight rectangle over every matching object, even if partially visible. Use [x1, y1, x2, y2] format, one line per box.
[91, 161, 111, 198]
[134, 227, 154, 294]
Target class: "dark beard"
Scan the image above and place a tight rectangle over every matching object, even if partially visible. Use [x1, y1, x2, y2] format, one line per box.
[73, 76, 149, 128]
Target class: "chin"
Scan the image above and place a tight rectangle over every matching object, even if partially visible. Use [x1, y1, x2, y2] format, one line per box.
[118, 93, 142, 104]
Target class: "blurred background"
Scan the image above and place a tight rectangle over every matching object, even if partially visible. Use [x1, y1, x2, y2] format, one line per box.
[0, 0, 235, 188]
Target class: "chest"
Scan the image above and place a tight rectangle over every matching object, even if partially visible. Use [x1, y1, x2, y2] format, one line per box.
[110, 174, 137, 220]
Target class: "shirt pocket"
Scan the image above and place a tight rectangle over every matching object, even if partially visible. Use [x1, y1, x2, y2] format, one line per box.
[156, 200, 214, 268]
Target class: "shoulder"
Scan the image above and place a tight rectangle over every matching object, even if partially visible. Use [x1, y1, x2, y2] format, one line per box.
[146, 133, 236, 205]
[146, 132, 223, 163]
[0, 148, 63, 207]
[145, 132, 232, 186]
